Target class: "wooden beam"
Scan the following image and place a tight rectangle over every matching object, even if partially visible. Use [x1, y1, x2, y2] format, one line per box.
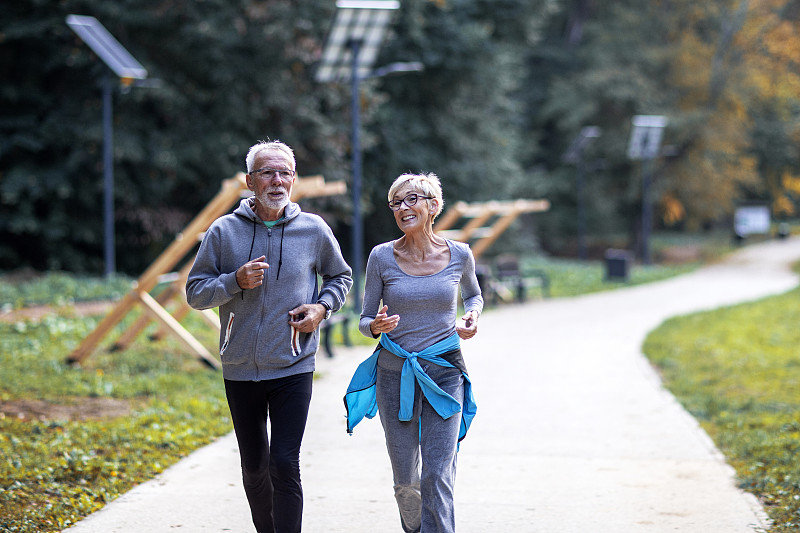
[112, 259, 195, 349]
[471, 206, 524, 258]
[432, 202, 467, 232]
[67, 171, 347, 367]
[111, 284, 176, 350]
[457, 210, 495, 241]
[66, 291, 138, 365]
[67, 175, 243, 364]
[136, 290, 220, 370]
[433, 199, 550, 260]
[136, 175, 246, 293]
[199, 308, 221, 330]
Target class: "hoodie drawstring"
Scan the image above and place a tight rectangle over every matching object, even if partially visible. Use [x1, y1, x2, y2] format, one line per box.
[276, 223, 284, 280]
[248, 218, 256, 261]
[243, 216, 284, 298]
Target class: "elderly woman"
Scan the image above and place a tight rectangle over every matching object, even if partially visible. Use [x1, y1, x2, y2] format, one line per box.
[345, 172, 483, 533]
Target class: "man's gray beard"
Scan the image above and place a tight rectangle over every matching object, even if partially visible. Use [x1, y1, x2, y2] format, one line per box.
[256, 191, 289, 212]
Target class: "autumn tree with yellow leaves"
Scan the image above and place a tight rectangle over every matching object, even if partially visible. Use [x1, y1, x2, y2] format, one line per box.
[666, 0, 800, 224]
[526, 0, 800, 254]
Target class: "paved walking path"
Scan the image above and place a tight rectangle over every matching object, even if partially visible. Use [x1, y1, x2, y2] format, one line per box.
[64, 237, 800, 533]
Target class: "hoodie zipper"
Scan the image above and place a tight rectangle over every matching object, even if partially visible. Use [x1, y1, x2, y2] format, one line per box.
[253, 226, 273, 379]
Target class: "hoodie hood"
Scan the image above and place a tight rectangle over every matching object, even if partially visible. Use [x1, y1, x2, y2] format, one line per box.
[234, 197, 301, 224]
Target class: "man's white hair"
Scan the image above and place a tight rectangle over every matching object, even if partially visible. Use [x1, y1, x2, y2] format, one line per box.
[245, 140, 296, 173]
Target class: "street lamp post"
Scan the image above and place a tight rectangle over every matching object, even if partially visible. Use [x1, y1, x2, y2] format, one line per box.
[564, 126, 600, 261]
[316, 1, 422, 310]
[627, 115, 667, 265]
[102, 72, 115, 274]
[66, 15, 149, 276]
[349, 39, 364, 307]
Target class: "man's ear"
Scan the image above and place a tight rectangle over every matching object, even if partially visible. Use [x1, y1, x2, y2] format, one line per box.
[245, 173, 254, 192]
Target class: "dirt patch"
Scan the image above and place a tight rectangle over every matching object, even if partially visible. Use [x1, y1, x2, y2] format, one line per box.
[657, 245, 702, 264]
[0, 300, 115, 323]
[0, 397, 132, 422]
[0, 300, 131, 422]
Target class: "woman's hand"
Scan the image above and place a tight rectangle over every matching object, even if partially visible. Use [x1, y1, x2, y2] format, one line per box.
[369, 305, 399, 336]
[456, 310, 479, 340]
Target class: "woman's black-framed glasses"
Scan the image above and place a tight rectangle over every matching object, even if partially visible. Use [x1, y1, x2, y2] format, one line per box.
[250, 167, 295, 180]
[388, 193, 433, 211]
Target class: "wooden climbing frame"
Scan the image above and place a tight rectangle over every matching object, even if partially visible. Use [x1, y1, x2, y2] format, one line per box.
[66, 172, 346, 369]
[433, 199, 550, 259]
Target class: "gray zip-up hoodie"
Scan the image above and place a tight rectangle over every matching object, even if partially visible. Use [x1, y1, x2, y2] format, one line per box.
[186, 198, 353, 381]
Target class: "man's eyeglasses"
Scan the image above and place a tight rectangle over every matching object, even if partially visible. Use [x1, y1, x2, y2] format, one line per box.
[388, 193, 433, 211]
[250, 167, 295, 180]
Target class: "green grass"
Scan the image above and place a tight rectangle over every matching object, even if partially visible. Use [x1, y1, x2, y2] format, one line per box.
[508, 228, 754, 300]
[643, 282, 800, 531]
[0, 310, 231, 532]
[0, 272, 133, 310]
[518, 256, 697, 299]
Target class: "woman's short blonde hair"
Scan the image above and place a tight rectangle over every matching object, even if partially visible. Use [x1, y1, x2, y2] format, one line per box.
[387, 172, 444, 219]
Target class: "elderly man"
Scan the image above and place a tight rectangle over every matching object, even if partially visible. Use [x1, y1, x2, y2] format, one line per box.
[186, 140, 352, 533]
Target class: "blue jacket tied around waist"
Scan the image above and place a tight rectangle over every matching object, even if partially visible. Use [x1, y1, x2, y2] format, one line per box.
[343, 332, 477, 447]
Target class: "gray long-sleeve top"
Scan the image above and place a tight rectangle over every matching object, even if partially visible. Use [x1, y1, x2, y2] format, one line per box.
[359, 239, 483, 352]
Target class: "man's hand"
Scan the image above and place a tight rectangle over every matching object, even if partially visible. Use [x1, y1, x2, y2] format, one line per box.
[288, 303, 327, 333]
[236, 256, 269, 289]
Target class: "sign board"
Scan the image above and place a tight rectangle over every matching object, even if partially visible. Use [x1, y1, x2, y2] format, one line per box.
[627, 115, 667, 160]
[734, 205, 771, 236]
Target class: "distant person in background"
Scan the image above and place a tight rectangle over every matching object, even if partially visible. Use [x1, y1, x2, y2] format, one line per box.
[345, 172, 483, 533]
[186, 140, 352, 533]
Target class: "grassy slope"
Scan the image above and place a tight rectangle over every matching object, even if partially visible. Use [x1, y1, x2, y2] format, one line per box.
[0, 307, 231, 532]
[643, 264, 800, 531]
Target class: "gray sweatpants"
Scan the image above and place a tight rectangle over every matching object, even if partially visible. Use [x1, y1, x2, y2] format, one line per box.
[376, 349, 464, 533]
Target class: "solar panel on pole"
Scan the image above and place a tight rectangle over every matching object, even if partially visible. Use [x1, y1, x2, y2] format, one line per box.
[315, 2, 398, 83]
[66, 15, 149, 275]
[627, 115, 668, 265]
[315, 0, 400, 310]
[66, 15, 148, 80]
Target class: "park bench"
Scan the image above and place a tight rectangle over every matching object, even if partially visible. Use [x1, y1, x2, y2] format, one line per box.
[477, 255, 550, 305]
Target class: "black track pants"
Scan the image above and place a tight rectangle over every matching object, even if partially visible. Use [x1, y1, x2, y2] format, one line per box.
[224, 372, 313, 533]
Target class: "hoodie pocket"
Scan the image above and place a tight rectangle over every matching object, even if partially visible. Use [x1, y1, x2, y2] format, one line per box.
[220, 312, 235, 356]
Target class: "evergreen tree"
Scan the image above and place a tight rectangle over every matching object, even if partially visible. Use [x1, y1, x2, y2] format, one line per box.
[3, 0, 800, 274]
[0, 0, 349, 274]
